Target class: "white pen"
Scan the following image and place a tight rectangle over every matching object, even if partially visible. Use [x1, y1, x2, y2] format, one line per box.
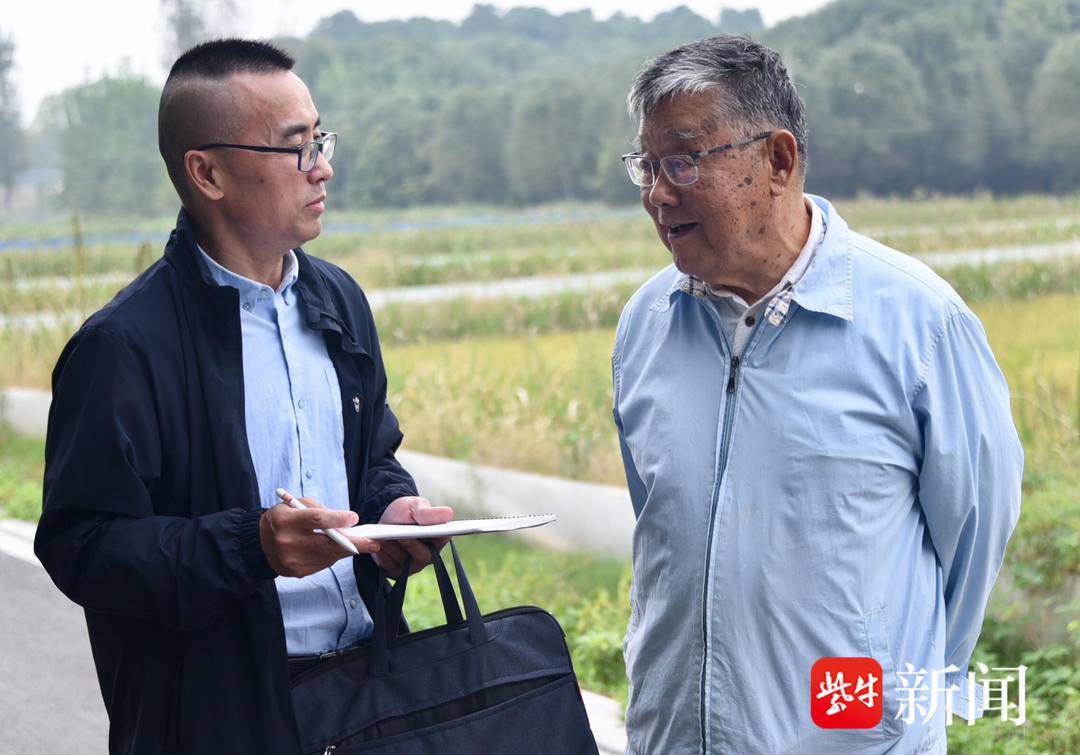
[275, 487, 361, 556]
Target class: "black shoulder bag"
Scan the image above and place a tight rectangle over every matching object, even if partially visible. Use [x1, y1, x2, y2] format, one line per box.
[289, 541, 600, 754]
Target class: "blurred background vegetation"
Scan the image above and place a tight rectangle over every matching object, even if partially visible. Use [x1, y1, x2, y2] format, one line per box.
[3, 0, 1080, 219]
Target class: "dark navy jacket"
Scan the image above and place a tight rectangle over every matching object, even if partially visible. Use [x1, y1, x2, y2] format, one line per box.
[35, 210, 418, 754]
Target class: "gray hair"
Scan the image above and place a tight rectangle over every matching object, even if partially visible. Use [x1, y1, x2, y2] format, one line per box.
[628, 35, 808, 173]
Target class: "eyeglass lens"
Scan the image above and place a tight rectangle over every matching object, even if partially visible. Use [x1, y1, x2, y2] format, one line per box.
[627, 155, 697, 187]
[301, 134, 336, 171]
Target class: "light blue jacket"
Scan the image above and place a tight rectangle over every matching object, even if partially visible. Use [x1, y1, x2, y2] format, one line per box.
[612, 196, 1023, 754]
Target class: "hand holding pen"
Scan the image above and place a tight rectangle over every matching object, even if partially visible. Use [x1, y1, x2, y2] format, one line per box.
[258, 489, 380, 578]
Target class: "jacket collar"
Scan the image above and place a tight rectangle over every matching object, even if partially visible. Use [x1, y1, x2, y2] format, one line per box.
[165, 207, 358, 342]
[657, 194, 854, 323]
[789, 194, 854, 323]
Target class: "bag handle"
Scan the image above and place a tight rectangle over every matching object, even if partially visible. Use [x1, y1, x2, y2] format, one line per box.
[372, 540, 489, 675]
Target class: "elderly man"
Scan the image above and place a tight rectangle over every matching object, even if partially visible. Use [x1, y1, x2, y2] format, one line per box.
[612, 35, 1022, 754]
[35, 39, 450, 754]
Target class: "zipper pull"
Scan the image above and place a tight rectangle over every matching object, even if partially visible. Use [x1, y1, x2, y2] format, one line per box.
[324, 746, 336, 754]
[726, 356, 740, 395]
[352, 396, 360, 413]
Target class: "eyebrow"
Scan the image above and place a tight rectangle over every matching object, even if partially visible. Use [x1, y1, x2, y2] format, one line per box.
[634, 127, 704, 155]
[669, 127, 705, 141]
[280, 116, 320, 142]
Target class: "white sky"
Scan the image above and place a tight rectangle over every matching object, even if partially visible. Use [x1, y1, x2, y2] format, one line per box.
[3, 0, 834, 127]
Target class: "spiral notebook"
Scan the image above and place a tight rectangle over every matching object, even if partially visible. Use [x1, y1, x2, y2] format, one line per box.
[341, 513, 556, 540]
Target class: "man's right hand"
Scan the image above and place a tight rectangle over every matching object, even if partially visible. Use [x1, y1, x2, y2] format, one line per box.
[259, 499, 379, 577]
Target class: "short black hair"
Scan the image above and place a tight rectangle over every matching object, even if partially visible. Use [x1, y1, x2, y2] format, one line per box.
[166, 38, 294, 80]
[158, 39, 295, 201]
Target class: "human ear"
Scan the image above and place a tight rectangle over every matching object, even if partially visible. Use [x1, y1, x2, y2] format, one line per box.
[766, 130, 799, 195]
[184, 149, 225, 202]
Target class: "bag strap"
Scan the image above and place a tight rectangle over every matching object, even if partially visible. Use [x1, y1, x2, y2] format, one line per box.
[448, 540, 488, 645]
[371, 541, 490, 675]
[431, 543, 464, 626]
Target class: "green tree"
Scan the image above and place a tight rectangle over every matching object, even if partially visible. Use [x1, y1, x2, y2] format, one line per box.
[161, 0, 238, 64]
[804, 39, 929, 195]
[336, 92, 436, 208]
[1028, 33, 1080, 189]
[999, 0, 1072, 107]
[0, 31, 25, 212]
[427, 86, 511, 204]
[504, 77, 598, 204]
[719, 8, 764, 34]
[892, 12, 1020, 192]
[51, 76, 172, 216]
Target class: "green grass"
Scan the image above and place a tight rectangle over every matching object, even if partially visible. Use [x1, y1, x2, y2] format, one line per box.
[385, 328, 624, 485]
[0, 427, 45, 520]
[5, 256, 1078, 392]
[4, 193, 1079, 300]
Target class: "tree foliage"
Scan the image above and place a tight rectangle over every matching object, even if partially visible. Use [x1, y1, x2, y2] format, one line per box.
[34, 0, 1080, 214]
[49, 76, 172, 217]
[0, 30, 25, 210]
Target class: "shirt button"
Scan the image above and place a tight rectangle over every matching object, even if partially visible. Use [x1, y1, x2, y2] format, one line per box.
[297, 398, 307, 410]
[242, 302, 253, 312]
[744, 315, 755, 327]
[349, 599, 358, 609]
[259, 290, 270, 300]
[305, 469, 314, 480]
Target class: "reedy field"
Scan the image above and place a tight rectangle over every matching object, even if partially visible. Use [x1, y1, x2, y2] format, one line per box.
[1, 194, 1077, 752]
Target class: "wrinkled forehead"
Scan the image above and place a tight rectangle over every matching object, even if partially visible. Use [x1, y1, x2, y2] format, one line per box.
[634, 91, 727, 152]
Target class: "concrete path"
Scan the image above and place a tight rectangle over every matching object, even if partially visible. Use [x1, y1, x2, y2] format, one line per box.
[0, 519, 627, 754]
[0, 522, 108, 754]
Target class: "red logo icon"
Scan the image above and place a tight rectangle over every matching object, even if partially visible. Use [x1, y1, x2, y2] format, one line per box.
[811, 657, 883, 728]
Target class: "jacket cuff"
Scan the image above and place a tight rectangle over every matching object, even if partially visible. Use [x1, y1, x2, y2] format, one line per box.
[364, 485, 418, 524]
[237, 508, 277, 582]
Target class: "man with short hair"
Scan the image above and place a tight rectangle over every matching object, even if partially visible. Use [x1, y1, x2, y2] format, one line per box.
[35, 39, 449, 754]
[612, 35, 1022, 753]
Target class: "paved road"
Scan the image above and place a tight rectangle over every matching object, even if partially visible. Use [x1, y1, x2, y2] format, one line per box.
[0, 541, 109, 753]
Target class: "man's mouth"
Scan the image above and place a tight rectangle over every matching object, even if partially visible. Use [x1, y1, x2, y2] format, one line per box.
[666, 222, 698, 238]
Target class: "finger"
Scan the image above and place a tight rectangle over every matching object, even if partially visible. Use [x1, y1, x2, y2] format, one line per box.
[411, 504, 454, 526]
[344, 535, 381, 555]
[298, 496, 327, 509]
[397, 537, 434, 567]
[378, 540, 408, 567]
[297, 507, 360, 530]
[374, 548, 404, 578]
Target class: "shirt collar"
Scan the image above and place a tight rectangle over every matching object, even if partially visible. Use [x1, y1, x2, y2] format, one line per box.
[664, 194, 854, 323]
[195, 244, 299, 311]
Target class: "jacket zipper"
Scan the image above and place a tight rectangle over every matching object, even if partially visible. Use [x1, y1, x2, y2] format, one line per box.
[699, 354, 740, 751]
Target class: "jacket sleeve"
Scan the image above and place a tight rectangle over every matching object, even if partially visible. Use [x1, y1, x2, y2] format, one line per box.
[912, 309, 1023, 711]
[360, 317, 418, 523]
[34, 326, 276, 631]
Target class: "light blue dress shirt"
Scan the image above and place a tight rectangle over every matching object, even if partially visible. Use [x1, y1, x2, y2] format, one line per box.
[198, 246, 373, 655]
[612, 196, 1023, 754]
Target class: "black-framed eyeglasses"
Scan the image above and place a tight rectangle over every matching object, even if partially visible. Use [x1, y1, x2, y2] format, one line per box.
[621, 131, 772, 187]
[195, 132, 337, 172]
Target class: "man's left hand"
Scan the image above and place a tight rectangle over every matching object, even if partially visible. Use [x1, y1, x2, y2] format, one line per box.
[373, 496, 454, 578]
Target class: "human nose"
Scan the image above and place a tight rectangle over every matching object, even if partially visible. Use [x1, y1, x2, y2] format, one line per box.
[646, 169, 680, 209]
[309, 148, 333, 183]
